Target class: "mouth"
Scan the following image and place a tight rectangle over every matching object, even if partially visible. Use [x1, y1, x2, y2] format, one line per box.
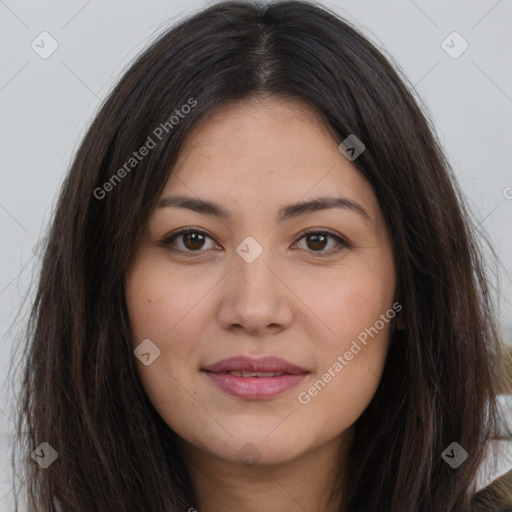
[201, 356, 310, 400]
[212, 370, 289, 377]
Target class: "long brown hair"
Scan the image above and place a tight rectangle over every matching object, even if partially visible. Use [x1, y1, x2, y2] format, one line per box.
[11, 1, 511, 510]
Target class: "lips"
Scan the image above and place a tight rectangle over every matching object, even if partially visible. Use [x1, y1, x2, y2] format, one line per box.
[202, 356, 309, 399]
[203, 355, 308, 374]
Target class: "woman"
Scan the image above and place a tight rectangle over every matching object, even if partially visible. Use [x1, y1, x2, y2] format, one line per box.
[13, 1, 512, 510]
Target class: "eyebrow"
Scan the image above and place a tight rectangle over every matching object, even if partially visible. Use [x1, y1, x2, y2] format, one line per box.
[156, 194, 371, 222]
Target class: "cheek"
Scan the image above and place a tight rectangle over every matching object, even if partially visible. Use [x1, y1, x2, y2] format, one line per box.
[125, 259, 211, 431]
[303, 264, 395, 349]
[125, 258, 211, 398]
[293, 268, 395, 429]
[126, 256, 214, 346]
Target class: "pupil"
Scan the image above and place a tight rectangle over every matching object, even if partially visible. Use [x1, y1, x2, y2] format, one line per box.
[184, 233, 205, 250]
[307, 234, 327, 251]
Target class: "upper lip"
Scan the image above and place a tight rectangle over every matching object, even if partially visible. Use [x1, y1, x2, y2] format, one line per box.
[202, 356, 309, 374]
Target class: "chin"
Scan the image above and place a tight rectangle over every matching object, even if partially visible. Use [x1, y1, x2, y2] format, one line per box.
[185, 426, 311, 467]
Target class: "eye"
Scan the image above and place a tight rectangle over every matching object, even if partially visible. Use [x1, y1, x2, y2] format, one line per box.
[292, 230, 349, 256]
[160, 228, 219, 255]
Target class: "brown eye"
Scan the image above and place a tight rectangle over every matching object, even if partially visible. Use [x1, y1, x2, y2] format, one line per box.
[294, 230, 348, 256]
[162, 229, 219, 254]
[182, 232, 207, 250]
[305, 233, 329, 251]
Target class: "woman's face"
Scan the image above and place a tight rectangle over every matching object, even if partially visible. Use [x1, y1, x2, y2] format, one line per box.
[125, 97, 397, 467]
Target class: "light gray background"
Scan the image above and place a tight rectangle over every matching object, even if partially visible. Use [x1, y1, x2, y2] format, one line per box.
[1, 0, 511, 509]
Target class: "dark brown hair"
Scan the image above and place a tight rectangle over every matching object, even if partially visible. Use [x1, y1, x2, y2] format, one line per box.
[11, 1, 511, 510]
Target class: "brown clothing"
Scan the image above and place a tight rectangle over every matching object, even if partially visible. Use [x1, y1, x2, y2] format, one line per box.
[472, 468, 512, 511]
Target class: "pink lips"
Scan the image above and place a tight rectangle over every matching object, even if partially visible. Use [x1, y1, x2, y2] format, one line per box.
[202, 356, 309, 400]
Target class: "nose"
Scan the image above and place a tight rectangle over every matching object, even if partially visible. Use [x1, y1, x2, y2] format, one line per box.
[217, 247, 294, 337]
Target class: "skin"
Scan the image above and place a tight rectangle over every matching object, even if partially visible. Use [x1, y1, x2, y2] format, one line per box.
[125, 96, 397, 512]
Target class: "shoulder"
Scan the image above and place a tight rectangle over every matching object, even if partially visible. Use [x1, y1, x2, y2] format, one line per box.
[472, 467, 512, 512]
[472, 395, 512, 511]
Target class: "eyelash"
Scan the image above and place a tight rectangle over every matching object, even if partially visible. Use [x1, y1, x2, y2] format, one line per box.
[159, 227, 350, 258]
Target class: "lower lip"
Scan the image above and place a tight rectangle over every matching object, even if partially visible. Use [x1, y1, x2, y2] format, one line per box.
[203, 371, 308, 399]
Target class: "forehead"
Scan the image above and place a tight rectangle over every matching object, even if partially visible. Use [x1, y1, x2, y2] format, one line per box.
[162, 97, 377, 217]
